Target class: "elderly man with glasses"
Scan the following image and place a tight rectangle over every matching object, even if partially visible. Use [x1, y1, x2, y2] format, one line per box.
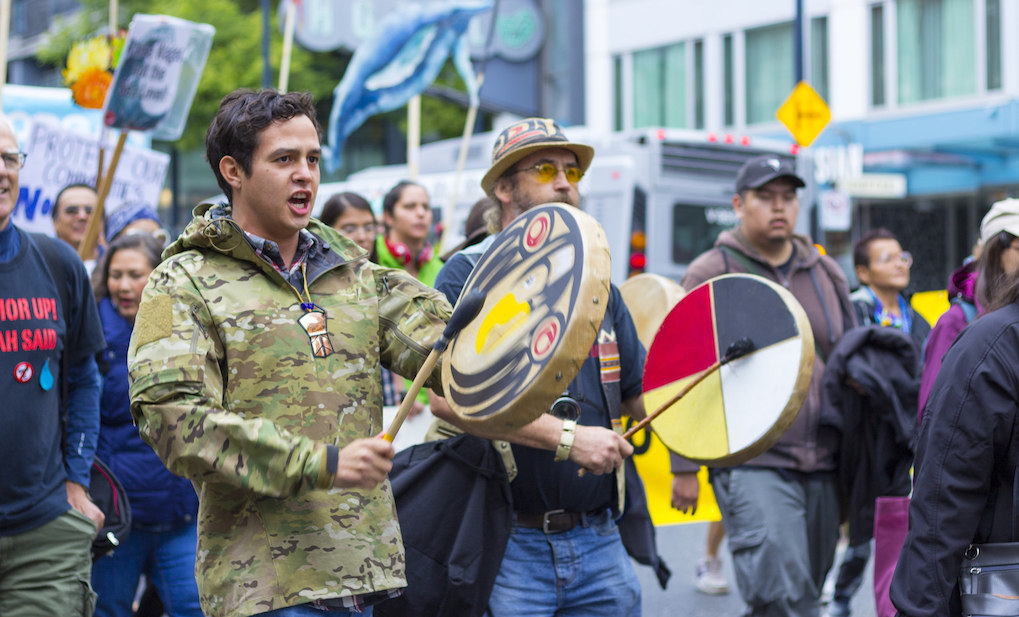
[0, 116, 107, 616]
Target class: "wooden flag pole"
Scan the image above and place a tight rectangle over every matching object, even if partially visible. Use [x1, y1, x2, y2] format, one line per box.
[441, 71, 486, 251]
[80, 131, 127, 261]
[407, 94, 421, 181]
[109, 0, 118, 36]
[0, 0, 11, 107]
[278, 0, 296, 93]
[96, 127, 107, 191]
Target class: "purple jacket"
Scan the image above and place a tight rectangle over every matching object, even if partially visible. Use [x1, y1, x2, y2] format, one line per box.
[918, 262, 979, 420]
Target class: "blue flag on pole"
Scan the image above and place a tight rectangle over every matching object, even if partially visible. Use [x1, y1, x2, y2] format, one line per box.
[324, 0, 492, 173]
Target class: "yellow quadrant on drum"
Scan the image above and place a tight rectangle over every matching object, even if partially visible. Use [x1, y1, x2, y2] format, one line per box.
[475, 293, 531, 354]
[645, 370, 728, 460]
[720, 338, 804, 453]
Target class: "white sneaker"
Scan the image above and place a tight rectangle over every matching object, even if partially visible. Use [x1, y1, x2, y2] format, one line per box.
[694, 557, 730, 595]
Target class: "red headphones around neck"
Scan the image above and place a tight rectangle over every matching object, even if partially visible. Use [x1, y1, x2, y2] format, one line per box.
[385, 235, 433, 269]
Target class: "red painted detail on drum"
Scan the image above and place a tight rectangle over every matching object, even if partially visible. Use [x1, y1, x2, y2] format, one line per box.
[532, 318, 559, 359]
[14, 361, 33, 383]
[643, 283, 719, 391]
[525, 214, 550, 249]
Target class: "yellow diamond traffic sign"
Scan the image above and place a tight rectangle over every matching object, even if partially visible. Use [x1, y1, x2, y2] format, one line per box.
[776, 81, 831, 147]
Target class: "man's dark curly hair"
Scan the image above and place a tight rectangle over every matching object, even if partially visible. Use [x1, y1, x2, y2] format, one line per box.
[205, 89, 321, 201]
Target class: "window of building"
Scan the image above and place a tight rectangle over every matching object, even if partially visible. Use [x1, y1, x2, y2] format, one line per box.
[633, 42, 687, 128]
[810, 16, 829, 102]
[896, 0, 976, 104]
[613, 55, 624, 131]
[871, 4, 886, 106]
[723, 34, 735, 126]
[986, 0, 1001, 90]
[694, 40, 705, 129]
[745, 22, 794, 125]
[11, 0, 27, 36]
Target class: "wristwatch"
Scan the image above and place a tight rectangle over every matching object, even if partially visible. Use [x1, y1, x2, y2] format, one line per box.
[554, 419, 577, 462]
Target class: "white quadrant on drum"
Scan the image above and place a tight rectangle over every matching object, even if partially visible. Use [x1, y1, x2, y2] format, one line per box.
[719, 337, 803, 452]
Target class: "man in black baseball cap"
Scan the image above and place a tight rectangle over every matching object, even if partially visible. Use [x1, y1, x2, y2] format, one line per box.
[735, 154, 806, 196]
[669, 152, 855, 616]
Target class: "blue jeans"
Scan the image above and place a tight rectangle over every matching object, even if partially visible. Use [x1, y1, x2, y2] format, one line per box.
[256, 605, 373, 616]
[485, 511, 641, 617]
[91, 522, 203, 617]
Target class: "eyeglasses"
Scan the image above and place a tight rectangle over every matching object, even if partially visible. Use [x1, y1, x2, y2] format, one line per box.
[62, 205, 95, 217]
[509, 162, 584, 185]
[1, 152, 26, 170]
[875, 251, 913, 267]
[339, 223, 380, 236]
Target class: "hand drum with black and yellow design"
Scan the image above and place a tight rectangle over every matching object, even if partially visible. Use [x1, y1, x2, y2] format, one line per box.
[442, 203, 611, 432]
[644, 273, 814, 466]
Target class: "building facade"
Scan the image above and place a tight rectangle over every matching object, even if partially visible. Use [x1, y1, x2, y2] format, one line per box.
[586, 0, 1019, 291]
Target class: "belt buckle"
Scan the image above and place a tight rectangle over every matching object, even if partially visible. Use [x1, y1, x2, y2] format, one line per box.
[542, 508, 567, 534]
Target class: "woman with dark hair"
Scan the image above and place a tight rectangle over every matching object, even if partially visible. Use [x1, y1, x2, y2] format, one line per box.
[90, 234, 202, 617]
[376, 181, 445, 416]
[891, 198, 1019, 617]
[377, 181, 443, 281]
[319, 191, 379, 259]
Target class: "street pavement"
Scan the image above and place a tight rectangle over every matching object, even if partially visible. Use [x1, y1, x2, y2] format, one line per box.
[634, 521, 877, 617]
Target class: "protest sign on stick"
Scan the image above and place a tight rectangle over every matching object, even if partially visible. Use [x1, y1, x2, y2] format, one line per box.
[15, 120, 169, 236]
[77, 14, 214, 260]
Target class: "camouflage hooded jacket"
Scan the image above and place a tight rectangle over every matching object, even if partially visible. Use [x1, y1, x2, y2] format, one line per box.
[127, 203, 452, 617]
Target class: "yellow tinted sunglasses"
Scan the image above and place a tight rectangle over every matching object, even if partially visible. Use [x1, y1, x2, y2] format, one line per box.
[510, 162, 584, 185]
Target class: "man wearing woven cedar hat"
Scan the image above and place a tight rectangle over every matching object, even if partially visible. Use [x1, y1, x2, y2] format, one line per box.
[428, 118, 652, 616]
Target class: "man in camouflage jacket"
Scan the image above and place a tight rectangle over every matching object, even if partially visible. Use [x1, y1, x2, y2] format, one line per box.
[128, 90, 451, 617]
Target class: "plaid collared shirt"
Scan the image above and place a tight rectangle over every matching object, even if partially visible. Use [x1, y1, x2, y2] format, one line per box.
[244, 228, 317, 289]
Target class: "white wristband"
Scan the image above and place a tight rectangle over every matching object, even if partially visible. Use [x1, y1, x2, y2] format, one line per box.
[554, 419, 577, 462]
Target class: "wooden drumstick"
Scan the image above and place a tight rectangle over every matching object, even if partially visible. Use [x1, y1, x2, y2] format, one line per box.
[578, 337, 756, 476]
[382, 289, 487, 443]
[623, 337, 755, 440]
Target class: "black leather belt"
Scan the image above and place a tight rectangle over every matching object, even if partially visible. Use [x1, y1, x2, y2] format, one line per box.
[514, 509, 598, 533]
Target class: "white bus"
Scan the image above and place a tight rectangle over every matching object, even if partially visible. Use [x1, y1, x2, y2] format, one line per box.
[318, 127, 805, 284]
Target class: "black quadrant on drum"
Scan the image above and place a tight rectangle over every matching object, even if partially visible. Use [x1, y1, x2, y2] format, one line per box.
[711, 276, 798, 355]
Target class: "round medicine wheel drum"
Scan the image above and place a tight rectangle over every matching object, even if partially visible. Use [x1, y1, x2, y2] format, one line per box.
[643, 273, 815, 467]
[442, 203, 611, 433]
